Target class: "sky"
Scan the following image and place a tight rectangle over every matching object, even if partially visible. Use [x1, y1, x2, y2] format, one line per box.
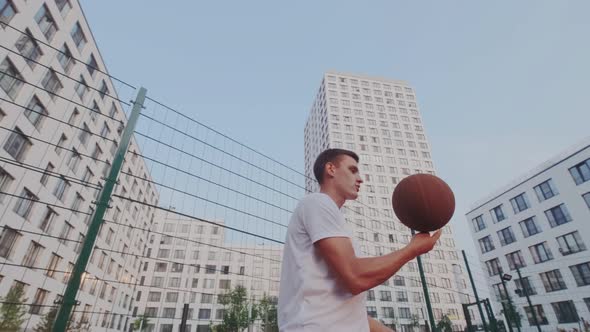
[80, 0, 590, 279]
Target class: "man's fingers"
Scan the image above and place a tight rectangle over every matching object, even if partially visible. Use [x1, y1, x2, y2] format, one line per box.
[432, 229, 443, 241]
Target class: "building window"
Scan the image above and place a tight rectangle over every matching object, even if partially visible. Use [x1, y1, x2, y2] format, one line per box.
[147, 291, 161, 302]
[471, 215, 486, 232]
[505, 251, 526, 270]
[569, 158, 590, 185]
[22, 241, 44, 267]
[57, 44, 74, 73]
[14, 188, 37, 219]
[551, 301, 579, 323]
[99, 80, 109, 99]
[557, 231, 586, 256]
[398, 307, 411, 319]
[4, 127, 33, 162]
[198, 308, 210, 319]
[203, 293, 217, 304]
[40, 162, 53, 187]
[569, 262, 590, 286]
[205, 265, 215, 274]
[544, 204, 572, 227]
[45, 253, 61, 278]
[66, 149, 81, 173]
[529, 242, 553, 263]
[58, 222, 72, 244]
[514, 277, 536, 296]
[0, 57, 24, 100]
[74, 233, 83, 253]
[478, 236, 495, 254]
[78, 123, 90, 146]
[396, 291, 408, 302]
[15, 29, 43, 67]
[219, 279, 231, 289]
[55, 0, 71, 17]
[35, 4, 57, 41]
[0, 166, 14, 202]
[109, 102, 118, 117]
[70, 192, 83, 213]
[75, 75, 89, 100]
[144, 307, 158, 317]
[534, 179, 558, 202]
[71, 22, 87, 51]
[0, 1, 17, 24]
[523, 305, 549, 325]
[497, 227, 516, 246]
[91, 143, 102, 160]
[171, 263, 183, 273]
[0, 227, 20, 259]
[39, 207, 56, 233]
[24, 96, 48, 129]
[490, 205, 505, 223]
[29, 288, 48, 314]
[519, 216, 541, 238]
[86, 54, 98, 77]
[53, 176, 70, 201]
[41, 68, 63, 98]
[485, 258, 502, 276]
[510, 193, 530, 213]
[540, 269, 567, 292]
[162, 308, 175, 318]
[165, 292, 178, 303]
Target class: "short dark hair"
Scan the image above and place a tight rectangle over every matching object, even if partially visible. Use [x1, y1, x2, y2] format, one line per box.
[313, 148, 359, 184]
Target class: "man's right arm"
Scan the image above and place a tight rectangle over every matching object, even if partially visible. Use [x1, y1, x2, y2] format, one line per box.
[315, 230, 442, 295]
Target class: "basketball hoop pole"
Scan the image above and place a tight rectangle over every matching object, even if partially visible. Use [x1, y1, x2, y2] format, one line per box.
[412, 229, 437, 332]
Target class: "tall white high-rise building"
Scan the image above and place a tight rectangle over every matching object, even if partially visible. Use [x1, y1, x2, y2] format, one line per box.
[0, 1, 158, 330]
[133, 213, 282, 332]
[304, 72, 468, 331]
[466, 138, 590, 331]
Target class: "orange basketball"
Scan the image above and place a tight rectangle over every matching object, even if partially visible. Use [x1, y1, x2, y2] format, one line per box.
[392, 174, 455, 232]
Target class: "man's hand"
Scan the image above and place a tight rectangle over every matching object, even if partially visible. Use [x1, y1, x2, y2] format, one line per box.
[406, 229, 442, 256]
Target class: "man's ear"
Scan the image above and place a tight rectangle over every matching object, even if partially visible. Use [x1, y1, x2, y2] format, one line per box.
[326, 162, 336, 178]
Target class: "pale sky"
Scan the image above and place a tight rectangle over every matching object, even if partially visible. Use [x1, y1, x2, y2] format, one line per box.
[81, 0, 590, 287]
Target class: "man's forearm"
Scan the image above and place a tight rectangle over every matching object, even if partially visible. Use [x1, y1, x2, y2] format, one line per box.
[351, 246, 416, 293]
[368, 316, 393, 332]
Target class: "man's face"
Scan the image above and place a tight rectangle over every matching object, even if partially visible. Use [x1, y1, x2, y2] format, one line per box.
[329, 155, 363, 200]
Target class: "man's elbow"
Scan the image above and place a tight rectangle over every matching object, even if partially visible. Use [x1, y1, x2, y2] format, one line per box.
[343, 275, 370, 295]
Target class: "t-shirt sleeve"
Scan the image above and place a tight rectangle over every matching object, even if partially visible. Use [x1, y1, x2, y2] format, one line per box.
[301, 196, 350, 243]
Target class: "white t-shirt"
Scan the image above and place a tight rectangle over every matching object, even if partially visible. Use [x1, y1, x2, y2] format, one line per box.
[278, 193, 369, 332]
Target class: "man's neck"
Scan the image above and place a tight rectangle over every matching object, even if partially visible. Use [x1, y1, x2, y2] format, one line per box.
[319, 187, 345, 208]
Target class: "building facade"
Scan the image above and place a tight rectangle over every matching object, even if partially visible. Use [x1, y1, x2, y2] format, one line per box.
[304, 71, 468, 331]
[0, 0, 158, 330]
[133, 214, 282, 332]
[466, 138, 590, 331]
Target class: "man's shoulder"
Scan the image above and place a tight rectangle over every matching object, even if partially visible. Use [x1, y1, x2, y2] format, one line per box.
[299, 193, 333, 208]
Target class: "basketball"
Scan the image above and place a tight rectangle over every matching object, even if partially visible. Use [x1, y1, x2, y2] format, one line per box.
[391, 174, 455, 232]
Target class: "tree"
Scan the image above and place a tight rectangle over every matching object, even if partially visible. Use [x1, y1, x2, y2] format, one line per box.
[437, 315, 453, 332]
[0, 283, 28, 331]
[33, 307, 57, 332]
[132, 315, 150, 331]
[211, 286, 257, 332]
[500, 302, 522, 329]
[258, 294, 278, 332]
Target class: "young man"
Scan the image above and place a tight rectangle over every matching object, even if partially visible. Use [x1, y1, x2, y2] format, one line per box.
[278, 148, 442, 331]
